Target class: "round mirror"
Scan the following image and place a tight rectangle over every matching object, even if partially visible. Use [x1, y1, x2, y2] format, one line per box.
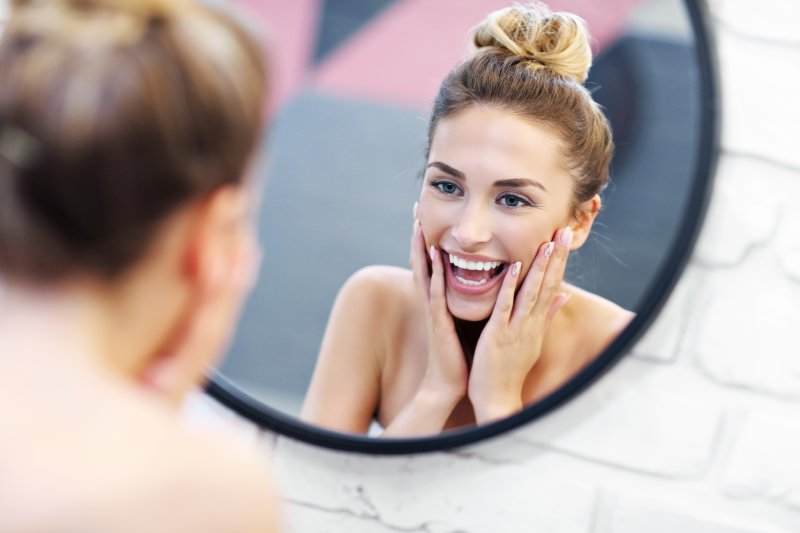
[207, 0, 718, 453]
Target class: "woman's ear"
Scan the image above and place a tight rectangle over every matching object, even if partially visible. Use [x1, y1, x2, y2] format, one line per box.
[188, 185, 251, 289]
[139, 185, 258, 405]
[569, 194, 601, 250]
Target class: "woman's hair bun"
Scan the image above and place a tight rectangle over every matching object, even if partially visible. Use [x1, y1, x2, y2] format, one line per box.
[473, 2, 593, 84]
[10, 0, 191, 20]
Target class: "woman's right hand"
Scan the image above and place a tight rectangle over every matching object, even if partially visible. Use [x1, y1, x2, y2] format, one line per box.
[381, 208, 467, 437]
[409, 211, 468, 409]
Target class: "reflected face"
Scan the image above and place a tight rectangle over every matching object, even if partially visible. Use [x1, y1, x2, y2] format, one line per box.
[419, 106, 575, 321]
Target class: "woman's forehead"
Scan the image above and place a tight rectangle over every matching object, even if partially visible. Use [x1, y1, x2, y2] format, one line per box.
[428, 107, 569, 186]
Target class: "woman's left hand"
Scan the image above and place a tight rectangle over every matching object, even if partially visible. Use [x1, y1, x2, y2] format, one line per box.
[467, 226, 573, 423]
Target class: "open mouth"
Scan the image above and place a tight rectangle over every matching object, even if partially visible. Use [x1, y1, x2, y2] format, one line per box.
[446, 253, 507, 287]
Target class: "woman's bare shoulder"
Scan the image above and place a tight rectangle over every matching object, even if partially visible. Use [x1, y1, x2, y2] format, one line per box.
[336, 265, 416, 324]
[0, 379, 276, 533]
[564, 285, 635, 355]
[102, 400, 278, 533]
[163, 424, 278, 532]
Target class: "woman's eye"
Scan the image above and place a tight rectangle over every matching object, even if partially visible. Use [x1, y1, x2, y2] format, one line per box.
[498, 193, 532, 208]
[431, 180, 462, 196]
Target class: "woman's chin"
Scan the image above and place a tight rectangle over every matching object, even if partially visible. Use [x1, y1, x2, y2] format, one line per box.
[445, 294, 494, 322]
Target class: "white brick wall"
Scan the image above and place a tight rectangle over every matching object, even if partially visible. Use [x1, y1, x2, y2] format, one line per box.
[205, 1, 800, 531]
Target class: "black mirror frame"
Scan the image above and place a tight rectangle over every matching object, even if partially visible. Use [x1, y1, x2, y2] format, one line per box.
[205, 0, 720, 455]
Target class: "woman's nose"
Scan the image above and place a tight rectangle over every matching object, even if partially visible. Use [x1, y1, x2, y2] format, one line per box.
[451, 204, 492, 250]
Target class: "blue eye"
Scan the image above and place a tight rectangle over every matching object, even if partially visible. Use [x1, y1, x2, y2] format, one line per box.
[498, 193, 533, 208]
[431, 179, 462, 196]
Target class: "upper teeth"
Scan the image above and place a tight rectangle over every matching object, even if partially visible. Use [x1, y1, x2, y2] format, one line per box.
[448, 254, 502, 271]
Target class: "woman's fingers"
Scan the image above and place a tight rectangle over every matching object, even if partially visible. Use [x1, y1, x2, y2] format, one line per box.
[408, 202, 419, 267]
[410, 217, 431, 302]
[487, 260, 521, 327]
[511, 240, 553, 321]
[428, 246, 449, 327]
[530, 227, 572, 319]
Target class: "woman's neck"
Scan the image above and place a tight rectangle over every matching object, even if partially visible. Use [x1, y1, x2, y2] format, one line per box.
[454, 317, 489, 368]
[0, 282, 131, 373]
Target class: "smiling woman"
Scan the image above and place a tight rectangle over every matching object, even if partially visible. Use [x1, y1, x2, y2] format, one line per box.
[206, 0, 716, 452]
[300, 2, 635, 436]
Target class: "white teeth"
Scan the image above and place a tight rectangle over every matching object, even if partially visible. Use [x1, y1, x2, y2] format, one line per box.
[448, 254, 502, 271]
[456, 276, 488, 286]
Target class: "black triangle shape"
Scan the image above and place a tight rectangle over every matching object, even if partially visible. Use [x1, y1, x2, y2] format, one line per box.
[313, 0, 399, 65]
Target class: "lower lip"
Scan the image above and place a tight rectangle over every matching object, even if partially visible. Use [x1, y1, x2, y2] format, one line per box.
[444, 257, 507, 296]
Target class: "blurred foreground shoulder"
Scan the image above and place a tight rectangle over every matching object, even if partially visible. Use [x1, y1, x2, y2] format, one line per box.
[95, 412, 279, 533]
[171, 428, 278, 533]
[0, 386, 278, 533]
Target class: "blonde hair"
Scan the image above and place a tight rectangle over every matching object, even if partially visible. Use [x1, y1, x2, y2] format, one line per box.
[0, 0, 267, 282]
[428, 2, 612, 210]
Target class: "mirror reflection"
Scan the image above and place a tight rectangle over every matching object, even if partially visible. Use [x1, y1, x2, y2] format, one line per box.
[219, 0, 700, 436]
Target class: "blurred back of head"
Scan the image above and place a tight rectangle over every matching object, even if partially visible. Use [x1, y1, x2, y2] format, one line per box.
[0, 0, 267, 284]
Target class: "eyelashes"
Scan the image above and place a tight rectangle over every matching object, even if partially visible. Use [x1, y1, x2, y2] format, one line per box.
[497, 192, 534, 208]
[427, 178, 539, 209]
[430, 178, 462, 196]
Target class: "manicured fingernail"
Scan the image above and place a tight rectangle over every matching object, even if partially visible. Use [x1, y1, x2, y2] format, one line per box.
[543, 242, 554, 258]
[414, 219, 420, 235]
[511, 261, 521, 277]
[413, 202, 419, 219]
[429, 245, 436, 262]
[559, 292, 571, 307]
[560, 227, 573, 246]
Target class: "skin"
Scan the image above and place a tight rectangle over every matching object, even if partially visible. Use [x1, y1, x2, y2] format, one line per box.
[302, 106, 634, 436]
[0, 183, 278, 532]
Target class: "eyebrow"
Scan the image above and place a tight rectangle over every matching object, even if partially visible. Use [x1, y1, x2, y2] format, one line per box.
[495, 178, 548, 192]
[427, 162, 548, 192]
[427, 161, 464, 179]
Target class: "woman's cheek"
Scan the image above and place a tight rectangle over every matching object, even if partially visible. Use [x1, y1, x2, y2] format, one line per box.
[418, 197, 449, 248]
[501, 224, 549, 280]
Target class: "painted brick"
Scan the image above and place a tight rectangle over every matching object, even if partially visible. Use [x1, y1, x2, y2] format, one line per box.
[593, 492, 791, 533]
[721, 409, 800, 512]
[716, 29, 800, 168]
[780, 249, 800, 282]
[271, 437, 596, 533]
[688, 253, 800, 400]
[281, 503, 398, 533]
[693, 157, 779, 268]
[713, 0, 800, 45]
[457, 358, 723, 479]
[630, 268, 700, 363]
[777, 209, 800, 283]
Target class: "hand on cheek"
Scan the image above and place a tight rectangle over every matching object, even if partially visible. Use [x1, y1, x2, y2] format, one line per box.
[467, 226, 573, 424]
[386, 205, 468, 435]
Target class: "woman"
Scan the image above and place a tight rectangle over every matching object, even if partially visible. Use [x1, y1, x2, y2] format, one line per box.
[0, 0, 276, 530]
[302, 3, 634, 436]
